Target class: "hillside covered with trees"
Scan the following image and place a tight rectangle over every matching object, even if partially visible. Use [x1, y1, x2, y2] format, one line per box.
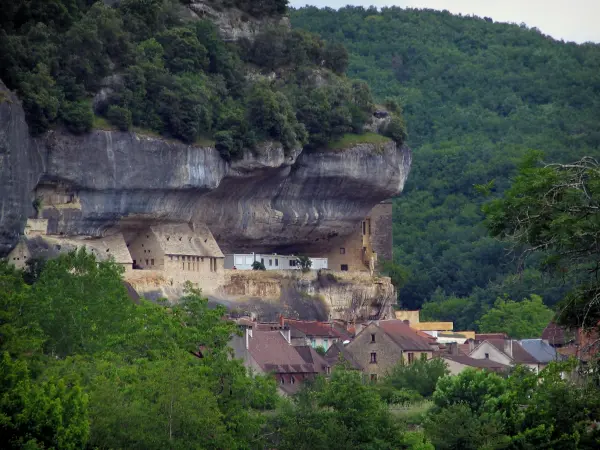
[292, 6, 600, 329]
[0, 0, 399, 161]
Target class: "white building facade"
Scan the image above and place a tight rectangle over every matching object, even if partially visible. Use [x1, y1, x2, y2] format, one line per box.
[224, 253, 328, 271]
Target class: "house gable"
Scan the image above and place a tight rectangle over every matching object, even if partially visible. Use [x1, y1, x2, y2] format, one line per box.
[469, 341, 513, 366]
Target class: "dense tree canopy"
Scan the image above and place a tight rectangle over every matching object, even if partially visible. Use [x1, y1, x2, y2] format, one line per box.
[292, 6, 600, 328]
[0, 0, 376, 160]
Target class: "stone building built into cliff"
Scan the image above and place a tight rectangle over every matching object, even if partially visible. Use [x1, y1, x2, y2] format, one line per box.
[323, 201, 393, 273]
[127, 223, 225, 292]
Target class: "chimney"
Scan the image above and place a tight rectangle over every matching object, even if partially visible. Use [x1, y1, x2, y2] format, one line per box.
[503, 339, 513, 358]
[279, 314, 285, 328]
[280, 328, 291, 344]
[245, 327, 253, 350]
[448, 342, 459, 356]
[403, 320, 410, 326]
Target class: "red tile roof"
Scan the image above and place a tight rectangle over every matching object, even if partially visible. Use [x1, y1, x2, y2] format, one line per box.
[442, 354, 508, 371]
[325, 342, 363, 370]
[378, 320, 433, 351]
[294, 346, 329, 373]
[541, 322, 574, 345]
[485, 339, 538, 364]
[284, 319, 349, 339]
[248, 330, 318, 374]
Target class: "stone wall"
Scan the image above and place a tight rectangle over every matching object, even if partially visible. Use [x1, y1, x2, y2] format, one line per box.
[369, 201, 393, 263]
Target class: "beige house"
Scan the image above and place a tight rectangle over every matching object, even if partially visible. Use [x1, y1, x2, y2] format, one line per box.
[127, 223, 224, 292]
[323, 201, 392, 273]
[7, 231, 133, 272]
[342, 320, 433, 381]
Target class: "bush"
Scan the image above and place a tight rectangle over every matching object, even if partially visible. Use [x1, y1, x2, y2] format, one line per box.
[252, 261, 266, 270]
[381, 114, 408, 147]
[106, 105, 132, 131]
[296, 255, 312, 272]
[61, 100, 94, 134]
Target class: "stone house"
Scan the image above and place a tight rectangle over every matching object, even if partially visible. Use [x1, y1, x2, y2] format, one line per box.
[322, 201, 392, 273]
[7, 230, 133, 272]
[127, 223, 224, 291]
[230, 326, 325, 395]
[325, 342, 364, 371]
[343, 320, 433, 381]
[468, 334, 543, 373]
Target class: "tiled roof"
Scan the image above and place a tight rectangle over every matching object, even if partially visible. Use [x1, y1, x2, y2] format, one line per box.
[519, 339, 564, 363]
[295, 346, 329, 372]
[150, 223, 224, 258]
[541, 322, 573, 345]
[248, 331, 317, 374]
[486, 339, 538, 364]
[44, 233, 133, 264]
[442, 354, 509, 371]
[378, 320, 433, 351]
[325, 342, 363, 370]
[475, 333, 509, 341]
[285, 319, 349, 339]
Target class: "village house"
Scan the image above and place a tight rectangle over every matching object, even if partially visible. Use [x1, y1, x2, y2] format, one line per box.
[467, 333, 557, 373]
[283, 317, 351, 351]
[542, 321, 600, 364]
[322, 201, 392, 273]
[7, 222, 133, 272]
[341, 320, 434, 381]
[324, 341, 364, 371]
[224, 253, 328, 270]
[438, 342, 509, 374]
[127, 223, 224, 291]
[230, 325, 326, 395]
[395, 309, 475, 343]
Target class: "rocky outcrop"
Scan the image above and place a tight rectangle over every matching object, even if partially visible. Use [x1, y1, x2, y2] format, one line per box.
[186, 1, 290, 41]
[207, 269, 396, 321]
[0, 79, 411, 257]
[0, 82, 45, 256]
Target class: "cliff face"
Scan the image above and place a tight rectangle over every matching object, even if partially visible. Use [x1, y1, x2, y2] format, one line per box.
[0, 83, 45, 256]
[0, 80, 411, 256]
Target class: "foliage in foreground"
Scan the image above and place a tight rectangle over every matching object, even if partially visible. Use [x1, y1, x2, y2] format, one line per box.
[484, 155, 600, 329]
[425, 364, 600, 449]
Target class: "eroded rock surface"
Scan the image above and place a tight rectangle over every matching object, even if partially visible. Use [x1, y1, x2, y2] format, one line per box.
[0, 81, 411, 257]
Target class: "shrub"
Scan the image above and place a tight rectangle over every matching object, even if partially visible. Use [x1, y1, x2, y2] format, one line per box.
[296, 255, 312, 272]
[381, 114, 408, 147]
[252, 261, 266, 271]
[106, 105, 132, 131]
[61, 100, 94, 134]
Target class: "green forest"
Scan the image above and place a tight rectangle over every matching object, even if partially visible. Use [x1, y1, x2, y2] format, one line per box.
[291, 6, 600, 330]
[0, 0, 404, 161]
[1, 253, 599, 448]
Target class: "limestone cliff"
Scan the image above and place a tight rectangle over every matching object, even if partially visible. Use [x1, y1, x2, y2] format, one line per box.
[0, 79, 411, 256]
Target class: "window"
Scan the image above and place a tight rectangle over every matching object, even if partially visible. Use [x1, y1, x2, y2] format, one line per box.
[310, 338, 316, 348]
[408, 352, 414, 364]
[340, 247, 346, 254]
[280, 377, 284, 385]
[151, 258, 154, 265]
[362, 221, 366, 235]
[235, 256, 244, 265]
[269, 259, 272, 266]
[261, 258, 264, 265]
[182, 262, 184, 270]
[341, 264, 349, 271]
[421, 353, 428, 361]
[145, 259, 149, 265]
[290, 376, 295, 385]
[188, 262, 191, 270]
[371, 333, 376, 343]
[275, 258, 278, 267]
[169, 255, 173, 261]
[370, 352, 377, 364]
[485, 353, 490, 359]
[370, 374, 377, 382]
[323, 338, 328, 350]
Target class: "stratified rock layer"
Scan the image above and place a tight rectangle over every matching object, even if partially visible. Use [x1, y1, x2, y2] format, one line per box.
[0, 81, 411, 256]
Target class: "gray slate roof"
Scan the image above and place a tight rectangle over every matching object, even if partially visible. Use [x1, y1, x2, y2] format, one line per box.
[519, 339, 565, 363]
[150, 223, 224, 258]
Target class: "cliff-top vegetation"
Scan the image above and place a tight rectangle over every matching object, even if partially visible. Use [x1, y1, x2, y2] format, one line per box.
[0, 0, 397, 160]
